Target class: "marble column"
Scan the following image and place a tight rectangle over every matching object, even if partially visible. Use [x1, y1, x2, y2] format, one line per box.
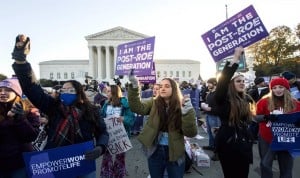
[113, 46, 117, 77]
[97, 46, 102, 80]
[105, 46, 110, 79]
[88, 46, 94, 78]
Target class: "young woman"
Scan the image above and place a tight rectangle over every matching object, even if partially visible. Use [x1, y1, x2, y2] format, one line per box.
[214, 47, 255, 178]
[11, 34, 109, 178]
[94, 82, 108, 109]
[100, 85, 135, 178]
[152, 83, 160, 97]
[0, 78, 40, 178]
[256, 77, 300, 178]
[127, 75, 197, 178]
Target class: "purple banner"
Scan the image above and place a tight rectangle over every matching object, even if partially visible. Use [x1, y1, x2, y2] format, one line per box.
[201, 5, 269, 62]
[137, 62, 156, 84]
[115, 36, 155, 76]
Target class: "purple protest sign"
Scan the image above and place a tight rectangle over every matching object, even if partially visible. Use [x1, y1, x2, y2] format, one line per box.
[201, 5, 269, 62]
[115, 36, 155, 76]
[137, 61, 156, 84]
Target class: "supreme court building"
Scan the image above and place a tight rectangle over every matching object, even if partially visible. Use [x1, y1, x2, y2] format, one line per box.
[39, 26, 201, 84]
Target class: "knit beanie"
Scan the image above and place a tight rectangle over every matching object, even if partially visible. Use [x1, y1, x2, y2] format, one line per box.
[281, 71, 296, 80]
[231, 72, 244, 80]
[269, 78, 290, 90]
[0, 78, 22, 96]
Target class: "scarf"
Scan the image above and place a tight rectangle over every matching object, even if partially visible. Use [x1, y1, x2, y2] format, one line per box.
[52, 106, 83, 146]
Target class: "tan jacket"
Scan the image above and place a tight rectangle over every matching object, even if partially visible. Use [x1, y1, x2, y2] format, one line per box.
[127, 86, 197, 162]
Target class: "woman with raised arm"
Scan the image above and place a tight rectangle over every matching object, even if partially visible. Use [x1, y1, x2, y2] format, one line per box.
[214, 47, 256, 178]
[11, 34, 109, 178]
[127, 72, 197, 178]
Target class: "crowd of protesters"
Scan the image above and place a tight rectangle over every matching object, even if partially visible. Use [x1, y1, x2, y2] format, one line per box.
[1, 34, 300, 178]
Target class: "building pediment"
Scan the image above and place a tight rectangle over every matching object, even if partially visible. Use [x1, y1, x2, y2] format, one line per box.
[85, 26, 149, 40]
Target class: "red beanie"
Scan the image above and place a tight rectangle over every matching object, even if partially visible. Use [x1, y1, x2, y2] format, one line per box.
[269, 78, 290, 90]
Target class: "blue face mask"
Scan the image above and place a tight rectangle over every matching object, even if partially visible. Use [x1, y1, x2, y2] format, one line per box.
[60, 93, 77, 106]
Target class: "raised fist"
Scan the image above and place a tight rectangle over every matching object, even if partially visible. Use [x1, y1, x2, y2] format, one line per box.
[12, 34, 30, 61]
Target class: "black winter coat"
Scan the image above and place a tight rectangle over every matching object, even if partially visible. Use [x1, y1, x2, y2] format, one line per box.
[214, 62, 253, 164]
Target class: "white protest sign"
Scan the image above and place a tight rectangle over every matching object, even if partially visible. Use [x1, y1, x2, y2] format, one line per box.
[104, 116, 133, 155]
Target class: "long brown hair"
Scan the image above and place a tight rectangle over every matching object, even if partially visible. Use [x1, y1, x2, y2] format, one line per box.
[108, 85, 123, 107]
[228, 79, 253, 126]
[155, 78, 183, 131]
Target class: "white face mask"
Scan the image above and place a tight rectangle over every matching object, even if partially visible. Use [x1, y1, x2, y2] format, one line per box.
[101, 93, 107, 97]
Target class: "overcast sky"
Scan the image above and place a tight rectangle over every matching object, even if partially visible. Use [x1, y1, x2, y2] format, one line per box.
[0, 0, 299, 80]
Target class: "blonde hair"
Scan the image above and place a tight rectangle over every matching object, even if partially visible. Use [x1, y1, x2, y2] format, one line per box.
[267, 89, 296, 113]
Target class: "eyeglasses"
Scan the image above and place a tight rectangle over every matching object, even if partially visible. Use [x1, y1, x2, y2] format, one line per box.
[59, 88, 76, 94]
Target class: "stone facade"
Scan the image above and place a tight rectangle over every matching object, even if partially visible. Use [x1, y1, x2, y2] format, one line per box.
[39, 26, 201, 84]
[39, 60, 89, 84]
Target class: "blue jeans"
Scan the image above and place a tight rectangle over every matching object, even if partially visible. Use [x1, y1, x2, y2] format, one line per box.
[0, 167, 27, 178]
[206, 114, 221, 148]
[148, 145, 185, 178]
[258, 136, 293, 178]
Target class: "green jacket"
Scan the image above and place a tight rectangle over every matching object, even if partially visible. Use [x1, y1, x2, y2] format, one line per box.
[127, 86, 197, 162]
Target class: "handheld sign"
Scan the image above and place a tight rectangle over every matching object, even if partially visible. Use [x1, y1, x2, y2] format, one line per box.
[104, 116, 133, 155]
[201, 5, 269, 62]
[115, 36, 155, 76]
[136, 61, 156, 84]
[270, 112, 300, 157]
[23, 141, 95, 178]
[290, 87, 300, 100]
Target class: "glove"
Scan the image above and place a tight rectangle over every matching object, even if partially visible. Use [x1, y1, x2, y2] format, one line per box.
[84, 146, 103, 160]
[7, 103, 24, 121]
[128, 69, 139, 88]
[182, 98, 193, 115]
[12, 34, 30, 62]
[264, 114, 278, 122]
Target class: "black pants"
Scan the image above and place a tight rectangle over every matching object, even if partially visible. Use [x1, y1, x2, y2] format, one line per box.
[219, 150, 250, 178]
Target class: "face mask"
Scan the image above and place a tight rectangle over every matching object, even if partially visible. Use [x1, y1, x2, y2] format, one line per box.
[101, 93, 107, 97]
[60, 93, 77, 106]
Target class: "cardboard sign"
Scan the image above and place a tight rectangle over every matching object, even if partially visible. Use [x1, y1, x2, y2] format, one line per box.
[104, 116, 133, 155]
[115, 36, 155, 76]
[201, 5, 269, 62]
[23, 141, 95, 178]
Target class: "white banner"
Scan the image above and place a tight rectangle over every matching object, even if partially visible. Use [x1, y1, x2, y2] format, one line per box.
[104, 116, 133, 155]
